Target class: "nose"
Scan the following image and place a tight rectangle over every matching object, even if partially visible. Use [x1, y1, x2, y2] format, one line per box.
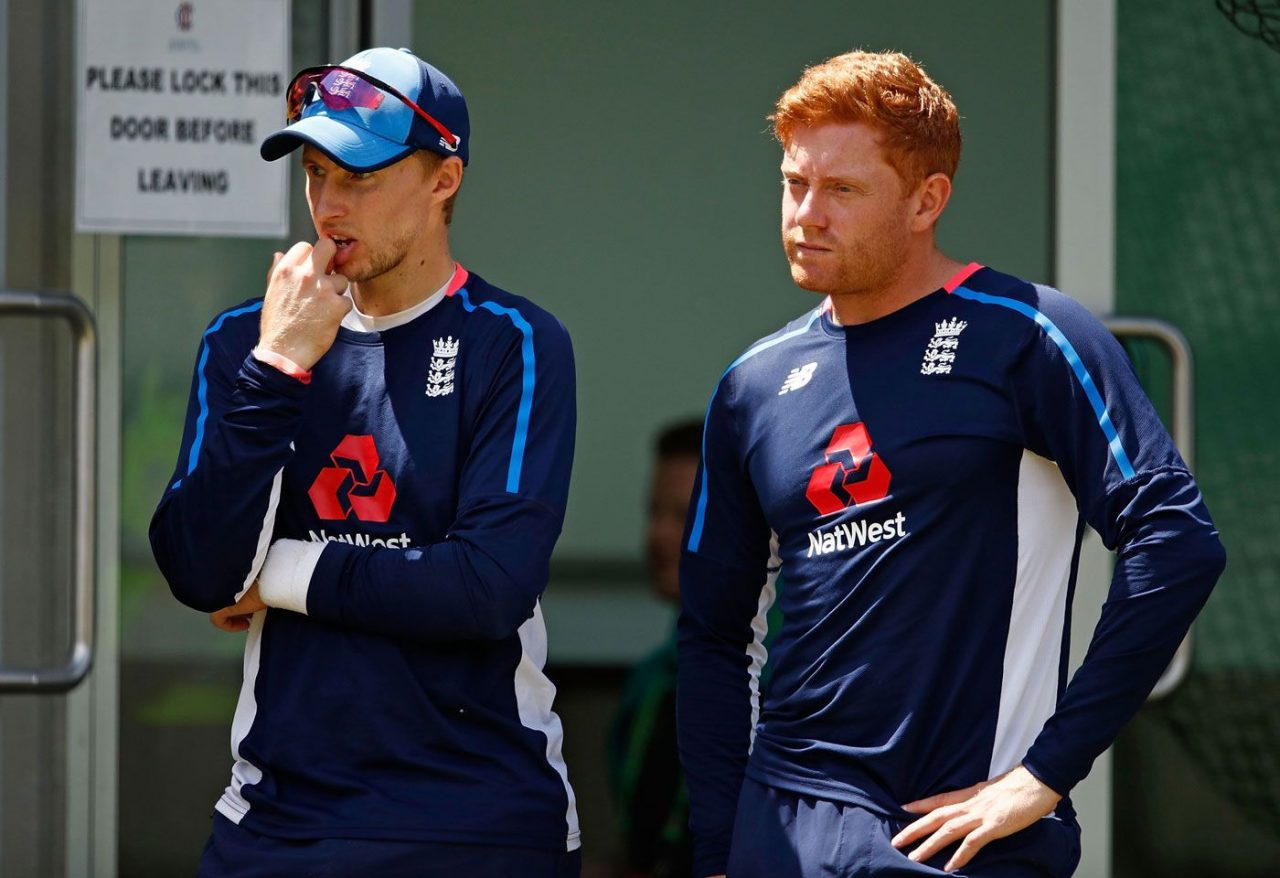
[793, 187, 826, 229]
[308, 177, 348, 224]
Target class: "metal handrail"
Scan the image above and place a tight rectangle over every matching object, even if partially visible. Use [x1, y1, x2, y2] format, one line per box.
[0, 291, 96, 693]
[1103, 316, 1193, 701]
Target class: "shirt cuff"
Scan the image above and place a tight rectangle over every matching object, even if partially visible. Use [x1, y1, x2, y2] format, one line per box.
[1021, 755, 1071, 799]
[257, 539, 325, 615]
[252, 347, 312, 384]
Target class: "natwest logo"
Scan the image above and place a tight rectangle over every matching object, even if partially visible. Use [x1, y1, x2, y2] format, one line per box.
[805, 422, 891, 515]
[308, 435, 397, 522]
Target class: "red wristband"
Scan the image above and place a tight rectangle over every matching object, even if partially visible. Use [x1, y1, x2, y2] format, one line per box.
[252, 347, 312, 384]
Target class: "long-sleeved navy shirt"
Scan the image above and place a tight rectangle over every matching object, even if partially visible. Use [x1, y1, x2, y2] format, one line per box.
[677, 263, 1225, 876]
[150, 266, 580, 851]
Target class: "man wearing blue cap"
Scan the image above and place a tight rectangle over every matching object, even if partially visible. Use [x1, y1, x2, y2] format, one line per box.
[150, 47, 581, 877]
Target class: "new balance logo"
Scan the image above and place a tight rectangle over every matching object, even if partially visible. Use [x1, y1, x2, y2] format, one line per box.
[779, 362, 818, 395]
[427, 335, 459, 397]
[921, 318, 967, 375]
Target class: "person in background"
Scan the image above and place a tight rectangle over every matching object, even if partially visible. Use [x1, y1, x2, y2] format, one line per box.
[609, 419, 703, 878]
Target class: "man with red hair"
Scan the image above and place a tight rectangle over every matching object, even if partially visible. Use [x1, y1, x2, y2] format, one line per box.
[677, 50, 1223, 877]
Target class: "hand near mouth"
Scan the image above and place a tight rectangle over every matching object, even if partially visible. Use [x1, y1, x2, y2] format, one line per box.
[256, 236, 354, 372]
[326, 235, 356, 273]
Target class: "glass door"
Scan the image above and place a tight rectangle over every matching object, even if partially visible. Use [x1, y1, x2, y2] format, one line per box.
[2, 2, 111, 873]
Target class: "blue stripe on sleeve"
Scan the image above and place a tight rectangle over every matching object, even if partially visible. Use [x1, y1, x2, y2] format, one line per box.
[688, 306, 826, 552]
[950, 285, 1136, 479]
[453, 287, 535, 494]
[181, 302, 264, 483]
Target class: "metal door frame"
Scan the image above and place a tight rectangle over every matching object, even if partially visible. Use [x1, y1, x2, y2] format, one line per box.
[1, 0, 120, 872]
[1057, 1, 1117, 875]
[71, 232, 121, 878]
[0, 0, 6, 282]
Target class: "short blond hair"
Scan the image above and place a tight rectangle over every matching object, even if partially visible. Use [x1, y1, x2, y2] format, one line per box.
[770, 50, 961, 191]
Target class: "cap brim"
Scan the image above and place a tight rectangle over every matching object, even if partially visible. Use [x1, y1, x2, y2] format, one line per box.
[260, 115, 415, 173]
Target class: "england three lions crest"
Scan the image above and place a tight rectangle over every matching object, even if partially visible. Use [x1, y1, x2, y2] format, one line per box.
[427, 336, 459, 397]
[921, 318, 967, 375]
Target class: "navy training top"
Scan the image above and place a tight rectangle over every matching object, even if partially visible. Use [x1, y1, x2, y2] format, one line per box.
[677, 263, 1225, 876]
[150, 267, 580, 851]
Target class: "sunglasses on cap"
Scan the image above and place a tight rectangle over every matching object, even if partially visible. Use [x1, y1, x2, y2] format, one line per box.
[285, 65, 461, 154]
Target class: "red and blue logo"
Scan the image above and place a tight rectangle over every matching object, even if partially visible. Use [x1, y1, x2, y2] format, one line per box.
[805, 422, 891, 515]
[308, 435, 397, 522]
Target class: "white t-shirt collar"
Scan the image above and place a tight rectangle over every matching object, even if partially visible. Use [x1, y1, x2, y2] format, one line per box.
[340, 264, 462, 332]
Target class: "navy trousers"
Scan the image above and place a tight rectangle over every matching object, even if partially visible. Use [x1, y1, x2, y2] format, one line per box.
[726, 778, 1080, 878]
[198, 813, 582, 878]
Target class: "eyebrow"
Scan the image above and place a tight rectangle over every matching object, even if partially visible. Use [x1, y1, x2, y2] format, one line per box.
[781, 167, 870, 189]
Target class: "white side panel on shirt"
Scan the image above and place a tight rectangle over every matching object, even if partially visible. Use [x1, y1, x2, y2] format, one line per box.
[515, 600, 582, 851]
[989, 451, 1079, 778]
[746, 533, 781, 752]
[215, 463, 284, 822]
[217, 611, 266, 823]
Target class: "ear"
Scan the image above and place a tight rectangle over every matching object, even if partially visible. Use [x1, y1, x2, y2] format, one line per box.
[430, 155, 464, 204]
[909, 172, 952, 233]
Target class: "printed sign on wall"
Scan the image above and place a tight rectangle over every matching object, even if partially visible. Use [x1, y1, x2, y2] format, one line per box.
[75, 0, 290, 237]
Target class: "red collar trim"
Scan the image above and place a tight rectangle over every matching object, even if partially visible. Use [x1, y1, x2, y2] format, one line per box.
[943, 262, 984, 293]
[445, 262, 469, 296]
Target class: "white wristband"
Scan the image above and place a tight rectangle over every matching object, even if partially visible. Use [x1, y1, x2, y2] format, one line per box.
[256, 539, 325, 615]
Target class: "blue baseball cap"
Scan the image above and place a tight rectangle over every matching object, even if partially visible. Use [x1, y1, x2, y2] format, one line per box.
[261, 47, 469, 171]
